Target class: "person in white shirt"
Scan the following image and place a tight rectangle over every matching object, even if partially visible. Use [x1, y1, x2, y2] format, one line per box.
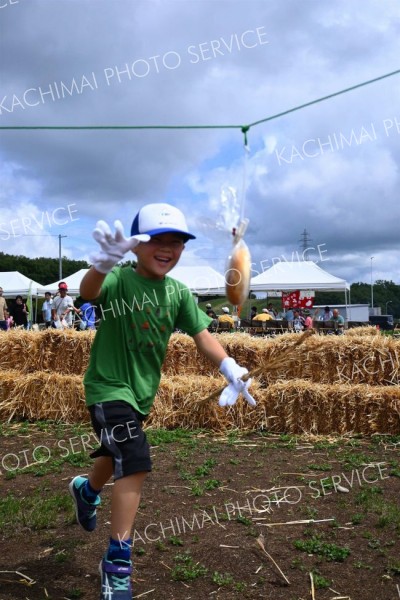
[52, 283, 76, 328]
[42, 292, 53, 328]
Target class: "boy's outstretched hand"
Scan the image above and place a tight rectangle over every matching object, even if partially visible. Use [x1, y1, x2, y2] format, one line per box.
[91, 220, 150, 274]
[219, 357, 256, 407]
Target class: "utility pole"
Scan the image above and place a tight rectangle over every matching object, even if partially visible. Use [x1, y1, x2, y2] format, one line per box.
[370, 256, 374, 309]
[59, 234, 67, 280]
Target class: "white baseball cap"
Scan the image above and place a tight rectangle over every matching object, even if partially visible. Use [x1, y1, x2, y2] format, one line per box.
[222, 306, 230, 314]
[131, 203, 196, 240]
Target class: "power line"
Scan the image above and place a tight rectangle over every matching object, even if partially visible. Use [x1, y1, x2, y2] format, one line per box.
[1, 68, 399, 145]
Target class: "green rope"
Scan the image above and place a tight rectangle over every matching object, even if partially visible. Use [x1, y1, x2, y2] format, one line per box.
[0, 69, 398, 139]
[246, 68, 400, 128]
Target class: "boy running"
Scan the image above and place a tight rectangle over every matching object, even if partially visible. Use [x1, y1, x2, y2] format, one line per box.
[69, 203, 255, 599]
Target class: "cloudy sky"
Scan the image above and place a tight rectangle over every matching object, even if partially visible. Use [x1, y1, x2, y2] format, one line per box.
[1, 0, 399, 287]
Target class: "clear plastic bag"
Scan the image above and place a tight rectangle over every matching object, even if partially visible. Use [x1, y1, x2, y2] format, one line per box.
[225, 235, 251, 306]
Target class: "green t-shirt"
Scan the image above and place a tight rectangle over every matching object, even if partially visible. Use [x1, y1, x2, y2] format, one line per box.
[83, 267, 211, 415]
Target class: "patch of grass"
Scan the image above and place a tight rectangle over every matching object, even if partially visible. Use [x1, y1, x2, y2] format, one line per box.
[353, 560, 373, 570]
[294, 536, 350, 562]
[236, 515, 252, 526]
[212, 571, 234, 586]
[355, 486, 400, 531]
[134, 547, 146, 556]
[290, 557, 305, 571]
[63, 451, 92, 468]
[146, 428, 199, 445]
[308, 463, 332, 471]
[190, 482, 204, 497]
[312, 572, 331, 589]
[155, 540, 168, 552]
[304, 506, 319, 519]
[195, 458, 217, 477]
[341, 451, 374, 470]
[171, 551, 208, 581]
[204, 479, 221, 490]
[385, 560, 400, 576]
[351, 513, 364, 525]
[66, 589, 83, 599]
[169, 536, 184, 546]
[0, 491, 74, 533]
[233, 582, 246, 592]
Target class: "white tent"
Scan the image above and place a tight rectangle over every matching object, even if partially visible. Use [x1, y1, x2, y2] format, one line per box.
[44, 265, 226, 296]
[168, 265, 226, 295]
[0, 271, 46, 298]
[43, 268, 89, 296]
[250, 261, 350, 292]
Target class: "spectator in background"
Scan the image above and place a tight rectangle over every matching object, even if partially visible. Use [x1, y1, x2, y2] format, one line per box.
[218, 306, 235, 329]
[253, 308, 273, 322]
[267, 303, 278, 318]
[10, 295, 29, 329]
[332, 308, 345, 335]
[321, 306, 333, 321]
[79, 301, 97, 330]
[52, 282, 77, 328]
[284, 307, 294, 329]
[303, 309, 313, 330]
[42, 292, 53, 328]
[0, 287, 8, 332]
[293, 310, 305, 332]
[250, 305, 258, 321]
[5, 308, 13, 330]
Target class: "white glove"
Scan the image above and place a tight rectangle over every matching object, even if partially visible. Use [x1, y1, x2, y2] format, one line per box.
[90, 220, 150, 274]
[219, 357, 256, 407]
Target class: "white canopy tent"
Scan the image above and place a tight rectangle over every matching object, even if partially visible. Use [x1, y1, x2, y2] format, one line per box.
[0, 271, 46, 298]
[250, 261, 350, 292]
[43, 265, 226, 297]
[43, 269, 90, 296]
[168, 265, 226, 295]
[0, 271, 49, 323]
[250, 261, 350, 316]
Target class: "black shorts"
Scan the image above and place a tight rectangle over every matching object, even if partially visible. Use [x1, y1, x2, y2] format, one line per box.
[89, 401, 152, 479]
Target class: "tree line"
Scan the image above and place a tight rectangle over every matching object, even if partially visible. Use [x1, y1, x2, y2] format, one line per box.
[0, 252, 89, 285]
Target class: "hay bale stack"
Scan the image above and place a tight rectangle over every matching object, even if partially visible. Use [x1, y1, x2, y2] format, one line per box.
[0, 329, 95, 375]
[0, 369, 87, 423]
[149, 376, 400, 435]
[0, 366, 398, 434]
[262, 380, 400, 435]
[164, 333, 400, 386]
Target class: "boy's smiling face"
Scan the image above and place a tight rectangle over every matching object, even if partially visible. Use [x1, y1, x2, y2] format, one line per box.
[133, 232, 186, 280]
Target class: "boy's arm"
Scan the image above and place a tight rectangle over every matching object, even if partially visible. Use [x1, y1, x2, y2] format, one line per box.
[80, 267, 107, 301]
[193, 328, 256, 407]
[192, 328, 228, 366]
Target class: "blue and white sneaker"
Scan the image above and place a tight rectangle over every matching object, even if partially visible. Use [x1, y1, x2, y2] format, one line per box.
[99, 556, 133, 600]
[69, 476, 100, 532]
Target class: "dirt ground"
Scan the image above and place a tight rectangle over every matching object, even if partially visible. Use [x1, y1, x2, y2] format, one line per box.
[0, 422, 399, 600]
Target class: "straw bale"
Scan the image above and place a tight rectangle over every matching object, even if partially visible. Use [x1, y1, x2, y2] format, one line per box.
[149, 376, 400, 435]
[345, 326, 379, 337]
[0, 368, 87, 423]
[149, 375, 266, 431]
[0, 329, 95, 375]
[257, 380, 400, 435]
[0, 366, 399, 434]
[1, 330, 398, 387]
